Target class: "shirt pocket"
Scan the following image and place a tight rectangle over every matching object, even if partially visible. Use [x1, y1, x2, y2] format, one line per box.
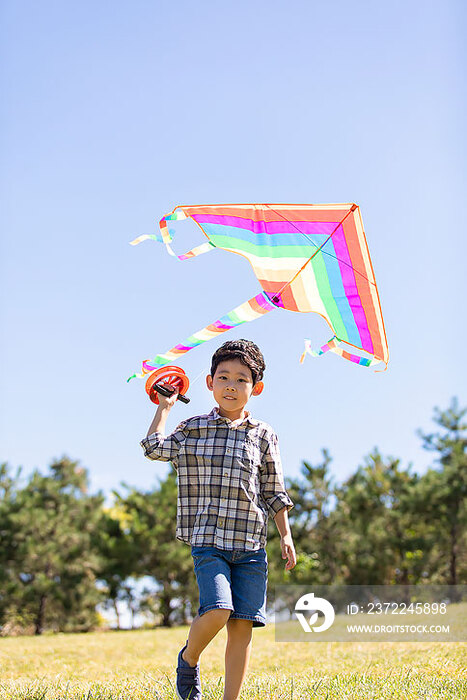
[239, 440, 261, 482]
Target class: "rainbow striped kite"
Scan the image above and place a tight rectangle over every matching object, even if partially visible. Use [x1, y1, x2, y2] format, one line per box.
[129, 203, 388, 379]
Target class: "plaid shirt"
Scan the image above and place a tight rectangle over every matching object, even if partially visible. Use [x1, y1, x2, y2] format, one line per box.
[140, 406, 294, 551]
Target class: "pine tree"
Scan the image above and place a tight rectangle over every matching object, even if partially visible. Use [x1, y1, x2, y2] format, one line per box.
[6, 457, 106, 634]
[416, 397, 467, 586]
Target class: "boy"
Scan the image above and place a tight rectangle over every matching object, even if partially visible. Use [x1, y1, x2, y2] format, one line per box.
[141, 339, 296, 700]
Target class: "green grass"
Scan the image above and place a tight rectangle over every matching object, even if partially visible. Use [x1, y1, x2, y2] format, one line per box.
[0, 624, 466, 699]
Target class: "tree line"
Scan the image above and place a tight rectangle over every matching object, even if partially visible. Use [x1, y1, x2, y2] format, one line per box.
[0, 398, 465, 636]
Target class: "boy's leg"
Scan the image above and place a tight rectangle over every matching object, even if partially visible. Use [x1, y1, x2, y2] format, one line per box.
[223, 618, 253, 700]
[183, 608, 232, 666]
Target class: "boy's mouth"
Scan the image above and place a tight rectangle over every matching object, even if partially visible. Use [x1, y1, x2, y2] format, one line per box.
[223, 396, 236, 401]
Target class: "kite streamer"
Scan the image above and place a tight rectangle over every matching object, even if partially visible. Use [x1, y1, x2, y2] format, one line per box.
[128, 203, 388, 380]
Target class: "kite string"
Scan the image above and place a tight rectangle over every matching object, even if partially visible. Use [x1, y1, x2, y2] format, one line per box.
[190, 364, 210, 387]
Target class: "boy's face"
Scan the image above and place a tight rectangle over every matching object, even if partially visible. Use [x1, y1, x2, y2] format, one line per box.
[206, 358, 263, 419]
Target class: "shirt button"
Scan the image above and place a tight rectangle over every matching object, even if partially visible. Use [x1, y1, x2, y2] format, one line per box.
[226, 448, 232, 454]
[223, 472, 228, 477]
[218, 519, 224, 526]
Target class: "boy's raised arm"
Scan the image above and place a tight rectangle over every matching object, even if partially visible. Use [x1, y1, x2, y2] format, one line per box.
[146, 404, 173, 437]
[145, 381, 179, 436]
[141, 383, 186, 464]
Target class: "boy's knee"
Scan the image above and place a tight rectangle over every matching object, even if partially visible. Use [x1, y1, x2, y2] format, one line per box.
[227, 618, 254, 636]
[203, 608, 232, 625]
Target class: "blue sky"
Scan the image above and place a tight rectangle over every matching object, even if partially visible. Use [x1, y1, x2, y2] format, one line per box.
[1, 0, 466, 505]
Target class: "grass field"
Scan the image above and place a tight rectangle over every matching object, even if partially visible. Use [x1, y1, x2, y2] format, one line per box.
[0, 624, 466, 699]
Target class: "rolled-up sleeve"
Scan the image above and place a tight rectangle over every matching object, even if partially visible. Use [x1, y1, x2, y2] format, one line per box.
[140, 421, 188, 468]
[259, 431, 294, 518]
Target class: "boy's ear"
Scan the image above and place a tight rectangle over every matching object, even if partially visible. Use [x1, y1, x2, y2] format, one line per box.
[252, 381, 264, 396]
[206, 375, 213, 391]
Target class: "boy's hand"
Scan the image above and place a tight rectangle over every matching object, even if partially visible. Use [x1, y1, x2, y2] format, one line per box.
[155, 382, 179, 409]
[280, 533, 296, 570]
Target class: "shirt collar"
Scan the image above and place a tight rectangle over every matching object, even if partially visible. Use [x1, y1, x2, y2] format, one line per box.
[209, 406, 259, 427]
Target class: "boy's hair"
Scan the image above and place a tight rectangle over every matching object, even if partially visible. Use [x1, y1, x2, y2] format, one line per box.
[211, 339, 266, 384]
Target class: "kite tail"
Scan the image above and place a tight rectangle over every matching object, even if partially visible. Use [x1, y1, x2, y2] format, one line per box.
[130, 209, 216, 260]
[127, 292, 276, 381]
[300, 336, 386, 369]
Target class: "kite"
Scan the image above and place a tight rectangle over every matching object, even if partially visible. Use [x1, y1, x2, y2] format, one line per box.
[129, 203, 388, 381]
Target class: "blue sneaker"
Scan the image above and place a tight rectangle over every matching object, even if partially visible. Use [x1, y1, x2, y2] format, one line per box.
[176, 640, 202, 699]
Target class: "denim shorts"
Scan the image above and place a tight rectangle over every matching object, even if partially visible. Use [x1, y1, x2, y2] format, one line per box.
[191, 545, 268, 628]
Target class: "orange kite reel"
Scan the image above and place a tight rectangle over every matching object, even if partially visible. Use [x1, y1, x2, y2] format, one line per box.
[145, 366, 190, 405]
